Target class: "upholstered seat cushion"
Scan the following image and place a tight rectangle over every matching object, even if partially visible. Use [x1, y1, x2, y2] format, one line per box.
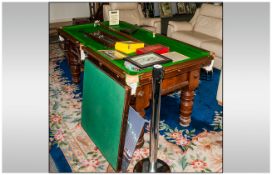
[194, 15, 222, 40]
[199, 3, 222, 19]
[110, 3, 138, 10]
[118, 9, 142, 25]
[171, 31, 217, 47]
[201, 40, 222, 57]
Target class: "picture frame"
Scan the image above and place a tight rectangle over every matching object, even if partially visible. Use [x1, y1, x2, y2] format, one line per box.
[98, 50, 127, 60]
[124, 52, 172, 69]
[177, 2, 187, 14]
[159, 2, 172, 18]
[177, 2, 197, 14]
[187, 3, 197, 14]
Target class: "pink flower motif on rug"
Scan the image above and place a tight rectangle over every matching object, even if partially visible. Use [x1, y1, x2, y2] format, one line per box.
[54, 129, 65, 142]
[62, 84, 75, 94]
[50, 114, 62, 124]
[190, 159, 208, 172]
[133, 147, 149, 160]
[169, 131, 182, 139]
[175, 136, 190, 147]
[81, 158, 100, 167]
[192, 130, 222, 151]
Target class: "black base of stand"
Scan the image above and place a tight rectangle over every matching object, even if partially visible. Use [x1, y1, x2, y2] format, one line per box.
[133, 158, 171, 173]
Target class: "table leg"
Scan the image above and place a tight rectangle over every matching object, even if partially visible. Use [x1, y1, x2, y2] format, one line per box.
[64, 39, 81, 84]
[180, 90, 194, 126]
[69, 56, 81, 83]
[179, 70, 200, 127]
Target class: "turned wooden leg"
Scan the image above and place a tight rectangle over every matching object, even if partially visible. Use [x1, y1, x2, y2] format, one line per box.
[69, 57, 81, 83]
[70, 64, 81, 83]
[179, 70, 200, 127]
[180, 90, 194, 126]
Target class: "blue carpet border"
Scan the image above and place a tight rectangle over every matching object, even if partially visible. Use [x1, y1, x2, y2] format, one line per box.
[50, 144, 72, 172]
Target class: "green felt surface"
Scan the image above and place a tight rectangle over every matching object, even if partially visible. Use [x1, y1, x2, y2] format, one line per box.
[81, 59, 128, 170]
[63, 21, 210, 75]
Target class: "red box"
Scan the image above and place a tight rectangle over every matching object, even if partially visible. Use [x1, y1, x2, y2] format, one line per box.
[136, 44, 169, 55]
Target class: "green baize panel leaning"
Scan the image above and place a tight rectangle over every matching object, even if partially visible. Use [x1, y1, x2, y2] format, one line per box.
[81, 59, 127, 170]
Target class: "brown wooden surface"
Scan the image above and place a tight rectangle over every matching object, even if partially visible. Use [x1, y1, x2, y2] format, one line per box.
[116, 85, 131, 172]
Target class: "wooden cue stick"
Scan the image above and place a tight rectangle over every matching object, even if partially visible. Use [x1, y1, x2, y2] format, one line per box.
[99, 23, 141, 42]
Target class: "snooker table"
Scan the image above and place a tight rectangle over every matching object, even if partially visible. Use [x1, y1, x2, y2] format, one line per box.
[58, 21, 213, 147]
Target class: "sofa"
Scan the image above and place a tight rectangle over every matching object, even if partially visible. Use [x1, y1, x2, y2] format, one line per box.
[167, 4, 222, 70]
[103, 3, 161, 34]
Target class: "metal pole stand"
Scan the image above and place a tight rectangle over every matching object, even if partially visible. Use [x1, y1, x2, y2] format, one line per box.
[133, 65, 170, 173]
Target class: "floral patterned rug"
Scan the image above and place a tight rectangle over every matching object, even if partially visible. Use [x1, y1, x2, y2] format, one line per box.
[49, 43, 223, 173]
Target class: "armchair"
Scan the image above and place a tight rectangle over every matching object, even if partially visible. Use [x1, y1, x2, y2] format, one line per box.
[167, 4, 222, 69]
[103, 3, 161, 34]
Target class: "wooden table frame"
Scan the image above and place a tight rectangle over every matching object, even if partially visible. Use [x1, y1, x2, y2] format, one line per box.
[58, 29, 82, 83]
[58, 27, 212, 148]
